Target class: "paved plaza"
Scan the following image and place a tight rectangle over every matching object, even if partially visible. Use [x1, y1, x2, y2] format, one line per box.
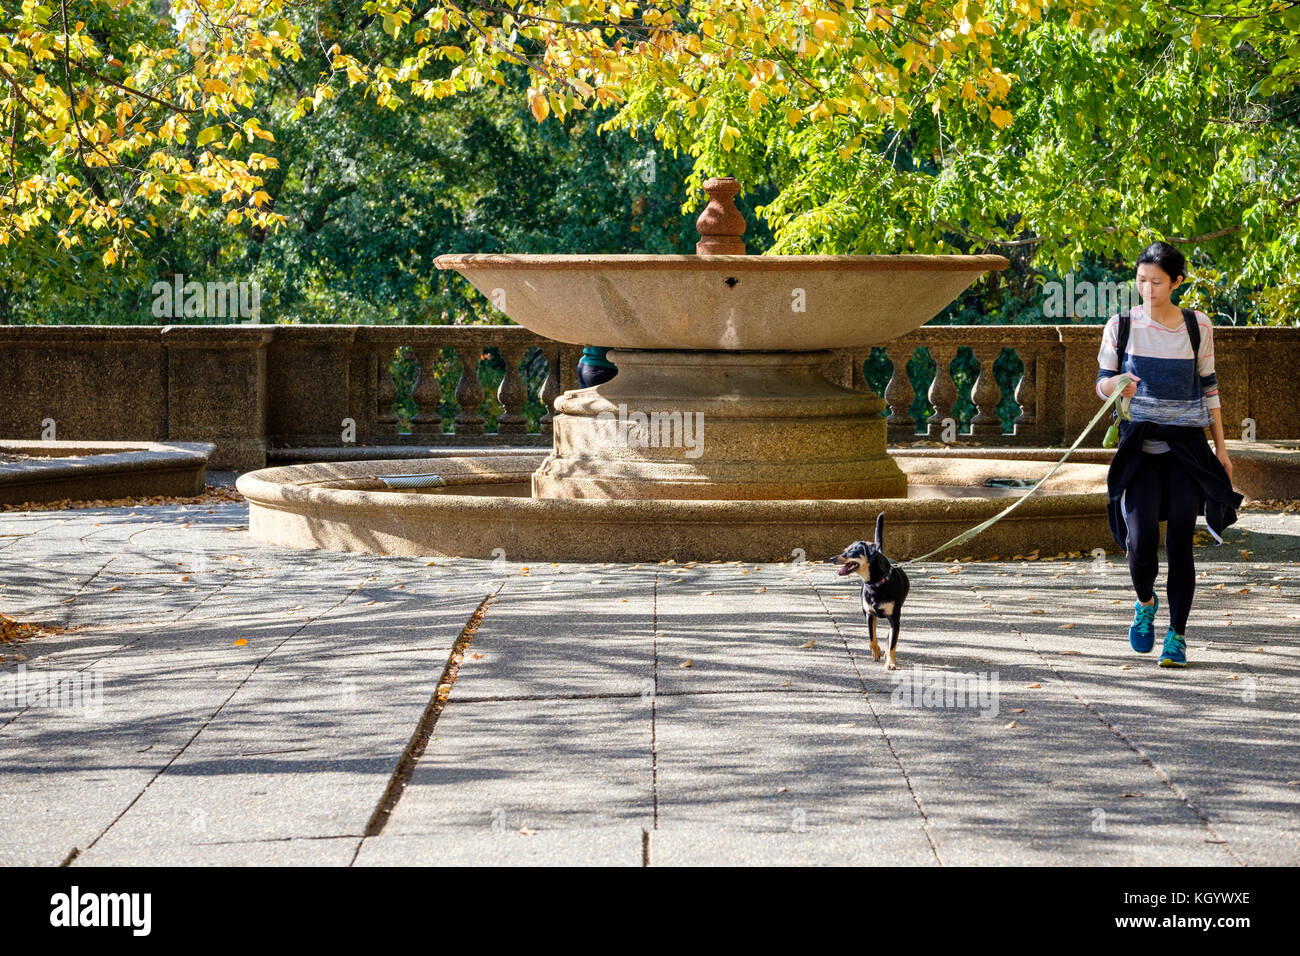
[1, 490, 1297, 866]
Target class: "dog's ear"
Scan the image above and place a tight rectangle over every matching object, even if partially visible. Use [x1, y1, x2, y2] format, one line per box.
[874, 512, 885, 549]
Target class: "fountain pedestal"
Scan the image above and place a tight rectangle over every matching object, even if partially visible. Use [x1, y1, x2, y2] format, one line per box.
[531, 349, 906, 500]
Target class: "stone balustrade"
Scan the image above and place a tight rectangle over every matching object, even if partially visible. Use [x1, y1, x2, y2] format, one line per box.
[0, 324, 1295, 470]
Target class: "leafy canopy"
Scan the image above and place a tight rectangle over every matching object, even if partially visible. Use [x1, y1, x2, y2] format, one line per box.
[2, 1, 1297, 319]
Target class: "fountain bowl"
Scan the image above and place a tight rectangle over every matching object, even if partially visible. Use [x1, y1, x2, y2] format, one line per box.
[433, 254, 1009, 351]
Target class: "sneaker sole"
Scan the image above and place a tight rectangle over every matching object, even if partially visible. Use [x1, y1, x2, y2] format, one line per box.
[1157, 658, 1187, 668]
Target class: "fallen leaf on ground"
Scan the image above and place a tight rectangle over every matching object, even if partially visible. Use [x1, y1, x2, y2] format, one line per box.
[680, 659, 693, 668]
[799, 640, 816, 649]
[1004, 721, 1018, 729]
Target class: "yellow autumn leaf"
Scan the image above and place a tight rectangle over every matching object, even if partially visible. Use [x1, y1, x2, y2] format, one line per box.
[990, 106, 1013, 128]
[527, 88, 549, 122]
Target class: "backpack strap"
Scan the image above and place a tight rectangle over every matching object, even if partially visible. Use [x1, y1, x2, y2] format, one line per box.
[1111, 310, 1131, 421]
[1181, 307, 1201, 356]
[1115, 310, 1131, 372]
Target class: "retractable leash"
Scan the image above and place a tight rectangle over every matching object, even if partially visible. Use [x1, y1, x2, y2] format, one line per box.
[890, 373, 1134, 568]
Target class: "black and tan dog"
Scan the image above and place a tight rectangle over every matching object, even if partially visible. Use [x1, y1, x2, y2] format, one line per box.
[830, 513, 911, 670]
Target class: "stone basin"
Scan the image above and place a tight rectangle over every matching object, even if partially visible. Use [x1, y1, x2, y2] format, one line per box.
[432, 253, 1010, 351]
[238, 453, 1112, 563]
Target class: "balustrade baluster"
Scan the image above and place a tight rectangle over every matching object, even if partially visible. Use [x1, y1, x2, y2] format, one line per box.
[884, 344, 916, 440]
[539, 346, 561, 439]
[453, 345, 485, 436]
[969, 347, 1005, 437]
[412, 349, 443, 432]
[1013, 350, 1035, 431]
[926, 345, 957, 438]
[496, 344, 528, 435]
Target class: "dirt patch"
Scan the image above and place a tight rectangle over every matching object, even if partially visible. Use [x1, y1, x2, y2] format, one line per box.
[0, 483, 244, 512]
[1241, 498, 1300, 513]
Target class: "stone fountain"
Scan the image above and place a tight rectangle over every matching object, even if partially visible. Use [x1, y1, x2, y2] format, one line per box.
[238, 178, 1114, 561]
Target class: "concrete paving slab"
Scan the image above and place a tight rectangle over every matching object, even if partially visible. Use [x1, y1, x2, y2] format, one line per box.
[355, 827, 644, 866]
[382, 697, 654, 835]
[447, 570, 658, 700]
[648, 825, 934, 866]
[73, 835, 359, 867]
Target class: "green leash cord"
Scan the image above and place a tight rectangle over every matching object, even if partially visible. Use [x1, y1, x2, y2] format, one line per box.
[895, 373, 1133, 567]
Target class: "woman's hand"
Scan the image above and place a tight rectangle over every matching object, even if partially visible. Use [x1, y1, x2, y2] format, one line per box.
[1116, 373, 1140, 398]
[1217, 447, 1233, 481]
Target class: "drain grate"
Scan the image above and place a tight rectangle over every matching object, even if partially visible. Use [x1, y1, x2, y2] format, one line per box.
[377, 473, 446, 489]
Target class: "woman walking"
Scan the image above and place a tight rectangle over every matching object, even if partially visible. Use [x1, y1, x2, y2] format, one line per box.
[1096, 242, 1243, 668]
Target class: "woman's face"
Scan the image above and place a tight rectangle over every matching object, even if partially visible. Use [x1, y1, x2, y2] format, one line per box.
[1136, 262, 1183, 310]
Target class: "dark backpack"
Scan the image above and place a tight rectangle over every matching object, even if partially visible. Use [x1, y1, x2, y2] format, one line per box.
[1111, 307, 1201, 422]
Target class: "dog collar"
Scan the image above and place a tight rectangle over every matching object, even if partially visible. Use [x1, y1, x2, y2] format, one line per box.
[869, 567, 892, 586]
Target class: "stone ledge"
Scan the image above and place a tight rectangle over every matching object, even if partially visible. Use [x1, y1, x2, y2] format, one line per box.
[893, 439, 1300, 499]
[0, 440, 213, 506]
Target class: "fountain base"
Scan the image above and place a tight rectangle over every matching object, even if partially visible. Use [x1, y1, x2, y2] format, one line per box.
[237, 453, 1115, 563]
[532, 349, 908, 500]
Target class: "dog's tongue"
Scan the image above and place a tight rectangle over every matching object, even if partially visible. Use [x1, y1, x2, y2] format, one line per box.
[836, 564, 854, 577]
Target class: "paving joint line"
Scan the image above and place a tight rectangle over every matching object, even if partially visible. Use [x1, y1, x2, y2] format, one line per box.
[651, 571, 660, 832]
[968, 579, 1246, 865]
[352, 582, 505, 861]
[810, 577, 944, 866]
[70, 583, 364, 860]
[450, 688, 865, 704]
[0, 583, 234, 735]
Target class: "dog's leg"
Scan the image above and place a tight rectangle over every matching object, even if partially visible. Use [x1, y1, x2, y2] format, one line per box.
[886, 616, 901, 670]
[868, 613, 883, 662]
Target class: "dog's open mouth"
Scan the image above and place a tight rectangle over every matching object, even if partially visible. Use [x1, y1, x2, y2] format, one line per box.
[836, 559, 860, 577]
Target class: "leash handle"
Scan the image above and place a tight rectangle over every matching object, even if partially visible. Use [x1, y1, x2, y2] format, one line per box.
[896, 373, 1133, 566]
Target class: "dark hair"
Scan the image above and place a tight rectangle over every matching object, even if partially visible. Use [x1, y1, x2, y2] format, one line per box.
[1136, 241, 1186, 282]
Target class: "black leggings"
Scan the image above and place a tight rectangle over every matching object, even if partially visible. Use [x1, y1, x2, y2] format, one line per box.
[1121, 451, 1202, 633]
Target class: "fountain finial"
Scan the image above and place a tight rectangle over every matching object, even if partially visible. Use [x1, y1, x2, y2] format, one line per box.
[696, 176, 746, 255]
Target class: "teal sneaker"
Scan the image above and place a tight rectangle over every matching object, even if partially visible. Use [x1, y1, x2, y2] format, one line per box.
[1128, 594, 1158, 653]
[1158, 628, 1188, 667]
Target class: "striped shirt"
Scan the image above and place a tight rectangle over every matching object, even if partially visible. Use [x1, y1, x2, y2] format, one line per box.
[1096, 306, 1219, 454]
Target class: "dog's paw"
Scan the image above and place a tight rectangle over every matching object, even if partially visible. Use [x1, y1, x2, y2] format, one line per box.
[870, 644, 883, 662]
[884, 659, 897, 671]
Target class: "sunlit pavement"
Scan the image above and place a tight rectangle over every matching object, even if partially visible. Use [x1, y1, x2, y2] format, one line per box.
[1, 500, 1297, 866]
